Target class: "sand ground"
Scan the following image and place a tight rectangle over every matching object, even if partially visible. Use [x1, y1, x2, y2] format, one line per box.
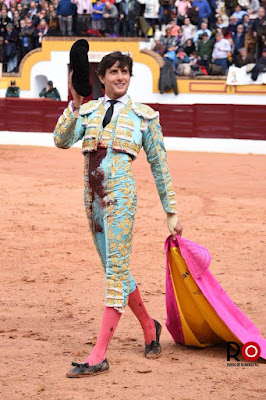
[0, 145, 265, 400]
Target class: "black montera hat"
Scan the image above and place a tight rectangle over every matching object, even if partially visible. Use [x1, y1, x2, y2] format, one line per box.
[70, 39, 92, 97]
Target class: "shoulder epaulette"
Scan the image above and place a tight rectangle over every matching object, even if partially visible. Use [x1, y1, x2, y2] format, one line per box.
[79, 99, 103, 116]
[131, 101, 158, 120]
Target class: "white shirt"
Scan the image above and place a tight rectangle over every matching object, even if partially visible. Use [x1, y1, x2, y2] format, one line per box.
[103, 93, 129, 120]
[212, 38, 231, 60]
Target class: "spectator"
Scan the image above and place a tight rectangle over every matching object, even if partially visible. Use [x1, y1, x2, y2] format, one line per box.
[19, 17, 36, 58]
[4, 22, 18, 72]
[246, 0, 260, 20]
[119, 0, 141, 37]
[48, 10, 60, 35]
[176, 26, 186, 49]
[234, 46, 255, 66]
[164, 44, 178, 68]
[258, 47, 266, 65]
[188, 6, 199, 26]
[36, 18, 50, 46]
[92, 0, 105, 33]
[183, 38, 196, 58]
[253, 7, 266, 59]
[91, 0, 104, 30]
[245, 25, 256, 57]
[228, 15, 239, 35]
[71, 0, 93, 35]
[242, 14, 253, 32]
[160, 25, 177, 50]
[0, 7, 12, 38]
[39, 80, 61, 100]
[152, 34, 165, 55]
[103, 1, 119, 36]
[175, 0, 191, 26]
[5, 79, 20, 97]
[212, 32, 231, 74]
[143, 0, 160, 30]
[214, 15, 228, 29]
[57, 0, 76, 36]
[182, 16, 197, 41]
[232, 24, 245, 61]
[193, 20, 211, 43]
[13, 10, 21, 30]
[231, 5, 247, 21]
[197, 31, 214, 70]
[169, 18, 180, 36]
[191, 0, 211, 27]
[158, 0, 174, 29]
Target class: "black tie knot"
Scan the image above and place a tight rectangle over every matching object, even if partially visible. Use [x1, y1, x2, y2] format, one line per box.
[102, 100, 119, 128]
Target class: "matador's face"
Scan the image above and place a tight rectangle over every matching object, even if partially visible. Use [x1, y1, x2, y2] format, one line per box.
[99, 61, 131, 100]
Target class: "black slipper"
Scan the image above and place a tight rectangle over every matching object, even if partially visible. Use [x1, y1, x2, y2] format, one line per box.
[66, 359, 109, 378]
[145, 319, 162, 359]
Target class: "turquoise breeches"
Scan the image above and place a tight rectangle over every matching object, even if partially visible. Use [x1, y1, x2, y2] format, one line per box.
[84, 147, 137, 313]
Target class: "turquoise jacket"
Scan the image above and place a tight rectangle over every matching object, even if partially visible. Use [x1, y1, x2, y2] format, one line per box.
[54, 97, 177, 213]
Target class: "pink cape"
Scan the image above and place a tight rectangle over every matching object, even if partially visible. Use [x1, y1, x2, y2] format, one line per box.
[165, 235, 266, 359]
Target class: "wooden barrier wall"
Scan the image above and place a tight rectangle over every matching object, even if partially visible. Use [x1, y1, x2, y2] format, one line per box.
[0, 98, 265, 140]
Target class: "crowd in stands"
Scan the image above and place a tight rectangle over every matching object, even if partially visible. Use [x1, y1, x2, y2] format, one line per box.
[0, 0, 265, 76]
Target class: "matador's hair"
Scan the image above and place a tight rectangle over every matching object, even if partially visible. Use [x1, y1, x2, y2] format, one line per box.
[97, 51, 133, 77]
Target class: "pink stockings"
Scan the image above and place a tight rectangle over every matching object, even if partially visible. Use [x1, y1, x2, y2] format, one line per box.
[83, 286, 156, 365]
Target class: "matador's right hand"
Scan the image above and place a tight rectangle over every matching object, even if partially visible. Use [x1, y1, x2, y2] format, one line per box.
[69, 71, 83, 109]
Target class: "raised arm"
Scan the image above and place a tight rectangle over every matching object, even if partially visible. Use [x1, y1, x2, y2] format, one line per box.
[53, 72, 85, 149]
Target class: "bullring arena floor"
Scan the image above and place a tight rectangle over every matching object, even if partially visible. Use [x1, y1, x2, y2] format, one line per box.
[0, 142, 266, 400]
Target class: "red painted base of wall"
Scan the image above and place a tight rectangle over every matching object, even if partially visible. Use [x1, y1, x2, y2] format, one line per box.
[1, 98, 265, 140]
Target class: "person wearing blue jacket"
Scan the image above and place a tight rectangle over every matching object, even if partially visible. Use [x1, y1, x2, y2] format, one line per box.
[192, 0, 212, 27]
[57, 0, 76, 36]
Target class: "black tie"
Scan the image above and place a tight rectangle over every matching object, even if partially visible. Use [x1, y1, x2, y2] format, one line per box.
[102, 100, 118, 128]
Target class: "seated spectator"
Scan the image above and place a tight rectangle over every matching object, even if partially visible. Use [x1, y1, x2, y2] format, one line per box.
[175, 0, 191, 26]
[234, 46, 255, 67]
[19, 17, 36, 58]
[4, 22, 19, 72]
[214, 15, 228, 29]
[39, 80, 61, 100]
[176, 26, 186, 49]
[36, 18, 50, 46]
[92, 0, 105, 33]
[183, 38, 196, 58]
[228, 15, 238, 35]
[231, 5, 247, 21]
[119, 0, 141, 37]
[160, 25, 177, 49]
[103, 1, 119, 36]
[197, 31, 214, 70]
[242, 14, 251, 32]
[57, 0, 76, 36]
[182, 17, 197, 41]
[164, 44, 178, 69]
[5, 80, 20, 97]
[71, 0, 93, 36]
[191, 0, 211, 27]
[153, 35, 166, 56]
[193, 21, 211, 43]
[212, 32, 231, 74]
[258, 47, 266, 65]
[232, 24, 245, 61]
[169, 18, 180, 36]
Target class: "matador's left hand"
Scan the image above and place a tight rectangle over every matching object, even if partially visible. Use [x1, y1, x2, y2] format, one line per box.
[167, 213, 183, 239]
